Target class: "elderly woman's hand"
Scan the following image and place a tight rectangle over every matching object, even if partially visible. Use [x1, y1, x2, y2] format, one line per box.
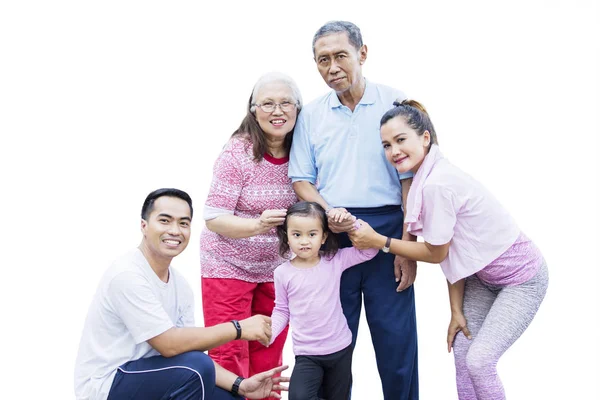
[256, 209, 287, 234]
[348, 219, 386, 250]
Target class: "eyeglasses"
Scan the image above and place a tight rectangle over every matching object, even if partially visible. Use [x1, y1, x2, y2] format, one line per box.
[253, 101, 297, 113]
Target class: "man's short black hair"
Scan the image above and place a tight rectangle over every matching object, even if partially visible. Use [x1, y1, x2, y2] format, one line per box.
[141, 188, 193, 220]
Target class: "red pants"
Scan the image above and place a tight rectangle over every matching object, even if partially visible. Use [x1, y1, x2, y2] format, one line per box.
[201, 277, 289, 399]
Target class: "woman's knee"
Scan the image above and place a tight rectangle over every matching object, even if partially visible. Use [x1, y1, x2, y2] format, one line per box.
[465, 346, 496, 377]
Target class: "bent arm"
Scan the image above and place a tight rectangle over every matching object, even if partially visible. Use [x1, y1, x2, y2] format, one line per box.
[292, 181, 329, 209]
[361, 231, 449, 264]
[148, 322, 237, 358]
[205, 214, 261, 239]
[390, 238, 449, 264]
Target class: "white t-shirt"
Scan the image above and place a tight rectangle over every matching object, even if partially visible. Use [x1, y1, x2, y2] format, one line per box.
[74, 248, 195, 400]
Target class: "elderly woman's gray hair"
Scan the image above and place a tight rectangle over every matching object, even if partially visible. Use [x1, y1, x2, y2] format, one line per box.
[250, 71, 303, 113]
[312, 21, 363, 55]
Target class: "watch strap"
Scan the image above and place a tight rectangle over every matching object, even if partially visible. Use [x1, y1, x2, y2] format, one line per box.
[232, 376, 245, 397]
[382, 237, 392, 252]
[231, 320, 242, 340]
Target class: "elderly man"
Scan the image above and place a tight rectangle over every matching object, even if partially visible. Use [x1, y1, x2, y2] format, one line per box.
[289, 21, 419, 399]
[74, 188, 289, 400]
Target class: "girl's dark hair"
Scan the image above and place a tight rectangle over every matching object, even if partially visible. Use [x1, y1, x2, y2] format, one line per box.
[380, 99, 439, 147]
[232, 73, 302, 162]
[277, 201, 339, 259]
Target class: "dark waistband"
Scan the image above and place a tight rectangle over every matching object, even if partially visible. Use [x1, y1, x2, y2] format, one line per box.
[345, 204, 403, 216]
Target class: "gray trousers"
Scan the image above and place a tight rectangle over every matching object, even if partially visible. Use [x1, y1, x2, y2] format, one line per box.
[453, 262, 549, 400]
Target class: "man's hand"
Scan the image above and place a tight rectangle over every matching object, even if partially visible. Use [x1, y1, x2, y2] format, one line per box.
[447, 313, 471, 353]
[239, 315, 272, 346]
[327, 207, 356, 233]
[256, 209, 288, 234]
[394, 255, 416, 292]
[238, 365, 290, 399]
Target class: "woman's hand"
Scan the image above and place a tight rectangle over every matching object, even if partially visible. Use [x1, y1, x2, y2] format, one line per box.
[239, 365, 290, 399]
[447, 312, 472, 353]
[348, 219, 386, 249]
[256, 209, 287, 234]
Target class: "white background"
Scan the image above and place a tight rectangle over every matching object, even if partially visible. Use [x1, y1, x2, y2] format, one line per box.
[1, 1, 598, 399]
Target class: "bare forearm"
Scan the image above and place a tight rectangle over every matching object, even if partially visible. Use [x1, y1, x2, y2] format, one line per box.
[292, 181, 329, 209]
[149, 322, 237, 357]
[386, 236, 447, 264]
[205, 214, 260, 239]
[215, 360, 238, 391]
[447, 279, 466, 314]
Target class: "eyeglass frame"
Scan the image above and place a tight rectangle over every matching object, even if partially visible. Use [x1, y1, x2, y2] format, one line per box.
[252, 100, 299, 113]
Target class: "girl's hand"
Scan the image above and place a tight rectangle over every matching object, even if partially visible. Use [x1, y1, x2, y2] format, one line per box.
[348, 219, 385, 249]
[256, 209, 287, 234]
[447, 313, 472, 353]
[239, 365, 290, 399]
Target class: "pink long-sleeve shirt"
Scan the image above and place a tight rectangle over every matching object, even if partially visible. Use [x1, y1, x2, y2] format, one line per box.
[270, 247, 378, 356]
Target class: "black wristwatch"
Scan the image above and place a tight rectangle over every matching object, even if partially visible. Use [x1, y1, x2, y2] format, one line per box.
[231, 376, 245, 397]
[231, 320, 242, 340]
[382, 237, 392, 253]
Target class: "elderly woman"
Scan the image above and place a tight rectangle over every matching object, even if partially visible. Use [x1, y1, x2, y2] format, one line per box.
[200, 72, 301, 393]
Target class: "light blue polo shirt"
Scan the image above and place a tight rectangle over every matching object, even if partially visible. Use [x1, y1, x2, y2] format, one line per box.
[289, 80, 413, 208]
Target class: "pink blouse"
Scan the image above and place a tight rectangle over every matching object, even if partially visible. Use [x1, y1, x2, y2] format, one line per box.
[405, 145, 542, 284]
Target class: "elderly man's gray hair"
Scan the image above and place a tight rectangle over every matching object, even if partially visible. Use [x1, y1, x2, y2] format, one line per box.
[250, 71, 303, 113]
[312, 21, 363, 55]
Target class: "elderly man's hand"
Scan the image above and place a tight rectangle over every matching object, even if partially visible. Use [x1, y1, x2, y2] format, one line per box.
[239, 315, 272, 346]
[394, 255, 417, 292]
[327, 208, 356, 233]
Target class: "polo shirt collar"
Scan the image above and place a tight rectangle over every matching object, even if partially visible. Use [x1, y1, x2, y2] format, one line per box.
[328, 78, 375, 109]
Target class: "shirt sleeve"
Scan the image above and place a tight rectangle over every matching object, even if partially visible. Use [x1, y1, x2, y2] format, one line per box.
[108, 272, 174, 344]
[288, 112, 317, 184]
[421, 183, 457, 245]
[269, 268, 290, 345]
[335, 247, 379, 272]
[203, 140, 245, 220]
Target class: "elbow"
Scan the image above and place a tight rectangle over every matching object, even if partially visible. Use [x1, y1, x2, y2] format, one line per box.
[152, 342, 179, 358]
[148, 330, 181, 358]
[204, 218, 217, 233]
[292, 180, 311, 200]
[292, 181, 304, 197]
[430, 251, 449, 264]
[159, 347, 178, 358]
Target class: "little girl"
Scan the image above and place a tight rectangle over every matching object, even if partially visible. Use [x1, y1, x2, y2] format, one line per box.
[349, 100, 549, 400]
[269, 201, 377, 400]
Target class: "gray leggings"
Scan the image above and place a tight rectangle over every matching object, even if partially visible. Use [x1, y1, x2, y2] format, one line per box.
[453, 262, 549, 400]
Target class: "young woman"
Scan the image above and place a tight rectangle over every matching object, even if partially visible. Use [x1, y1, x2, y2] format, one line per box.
[349, 100, 549, 400]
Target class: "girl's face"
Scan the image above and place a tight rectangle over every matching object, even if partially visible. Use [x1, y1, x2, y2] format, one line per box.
[286, 215, 327, 262]
[381, 116, 431, 174]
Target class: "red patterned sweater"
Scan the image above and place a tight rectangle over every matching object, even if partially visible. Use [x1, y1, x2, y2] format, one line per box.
[200, 136, 297, 282]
